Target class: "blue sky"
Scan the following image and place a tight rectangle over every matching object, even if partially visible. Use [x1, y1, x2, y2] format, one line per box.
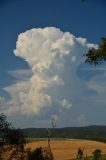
[0, 0, 106, 128]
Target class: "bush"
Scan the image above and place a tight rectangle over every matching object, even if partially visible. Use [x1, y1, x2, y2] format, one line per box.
[27, 147, 44, 160]
[92, 149, 102, 160]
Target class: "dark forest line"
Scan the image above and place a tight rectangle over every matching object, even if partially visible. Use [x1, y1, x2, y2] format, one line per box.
[22, 125, 106, 142]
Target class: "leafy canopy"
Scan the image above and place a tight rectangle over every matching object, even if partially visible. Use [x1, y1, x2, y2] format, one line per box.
[84, 37, 106, 65]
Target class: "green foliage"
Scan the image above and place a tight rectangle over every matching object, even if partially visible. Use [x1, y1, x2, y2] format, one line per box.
[84, 37, 106, 65]
[0, 113, 11, 158]
[0, 113, 26, 160]
[100, 155, 106, 160]
[0, 113, 11, 140]
[92, 149, 102, 160]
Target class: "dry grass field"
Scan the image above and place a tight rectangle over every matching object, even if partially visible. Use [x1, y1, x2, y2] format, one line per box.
[26, 139, 106, 160]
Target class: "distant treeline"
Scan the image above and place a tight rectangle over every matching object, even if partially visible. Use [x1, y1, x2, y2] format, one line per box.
[22, 125, 106, 143]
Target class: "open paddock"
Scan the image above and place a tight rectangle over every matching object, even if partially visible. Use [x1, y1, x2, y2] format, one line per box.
[26, 139, 106, 160]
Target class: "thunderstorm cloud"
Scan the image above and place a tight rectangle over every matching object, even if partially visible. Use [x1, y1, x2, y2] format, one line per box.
[1, 27, 97, 119]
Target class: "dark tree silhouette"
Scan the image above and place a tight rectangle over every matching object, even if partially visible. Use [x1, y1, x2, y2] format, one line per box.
[84, 37, 106, 65]
[0, 113, 11, 159]
[6, 128, 26, 160]
[46, 119, 56, 160]
[27, 147, 44, 160]
[0, 113, 26, 160]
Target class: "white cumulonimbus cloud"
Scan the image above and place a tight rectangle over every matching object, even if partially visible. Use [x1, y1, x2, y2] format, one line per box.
[2, 27, 97, 116]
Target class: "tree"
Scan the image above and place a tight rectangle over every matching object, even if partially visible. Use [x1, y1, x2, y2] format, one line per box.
[6, 128, 26, 160]
[46, 119, 56, 160]
[84, 37, 106, 65]
[0, 113, 11, 159]
[6, 128, 26, 146]
[0, 113, 11, 141]
[0, 113, 26, 160]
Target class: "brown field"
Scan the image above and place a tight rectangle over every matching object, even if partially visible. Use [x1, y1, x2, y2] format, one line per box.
[26, 139, 106, 160]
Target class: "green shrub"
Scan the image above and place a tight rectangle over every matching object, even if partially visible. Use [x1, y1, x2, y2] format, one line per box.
[92, 149, 102, 160]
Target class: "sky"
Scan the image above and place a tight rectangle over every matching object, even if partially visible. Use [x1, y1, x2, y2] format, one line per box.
[0, 0, 106, 128]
